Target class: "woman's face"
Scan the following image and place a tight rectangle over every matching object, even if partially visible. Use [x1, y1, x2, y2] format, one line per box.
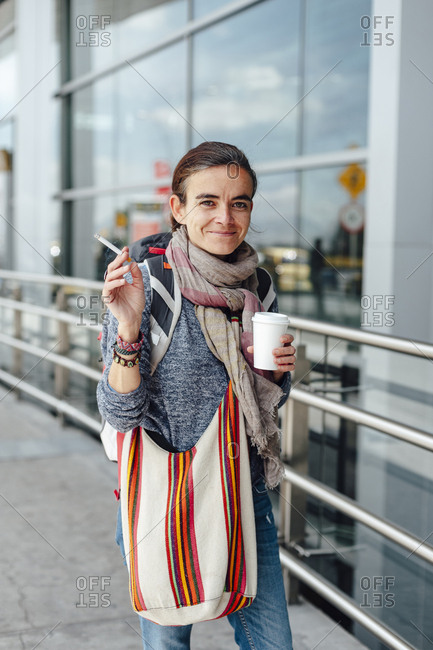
[170, 165, 253, 258]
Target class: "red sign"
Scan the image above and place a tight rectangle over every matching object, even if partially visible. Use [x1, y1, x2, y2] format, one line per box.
[154, 160, 171, 179]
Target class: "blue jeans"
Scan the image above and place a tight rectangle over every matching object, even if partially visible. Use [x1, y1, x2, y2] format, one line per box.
[115, 480, 293, 650]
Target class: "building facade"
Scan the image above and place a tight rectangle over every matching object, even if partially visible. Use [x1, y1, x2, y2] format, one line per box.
[1, 1, 433, 648]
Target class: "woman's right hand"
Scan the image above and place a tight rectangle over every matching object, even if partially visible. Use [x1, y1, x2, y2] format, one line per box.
[102, 247, 145, 339]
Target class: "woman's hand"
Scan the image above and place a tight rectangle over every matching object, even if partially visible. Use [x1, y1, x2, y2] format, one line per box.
[247, 334, 296, 384]
[102, 247, 145, 341]
[271, 334, 296, 383]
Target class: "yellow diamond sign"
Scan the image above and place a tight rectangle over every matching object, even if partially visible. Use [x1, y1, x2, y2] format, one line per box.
[339, 164, 366, 200]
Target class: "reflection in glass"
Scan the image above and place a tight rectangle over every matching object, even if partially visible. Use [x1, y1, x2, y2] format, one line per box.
[71, 43, 187, 190]
[69, 0, 187, 79]
[297, 164, 366, 325]
[298, 329, 433, 649]
[0, 0, 15, 32]
[249, 166, 365, 326]
[0, 29, 15, 271]
[71, 76, 116, 188]
[193, 0, 232, 19]
[248, 171, 298, 261]
[0, 33, 16, 119]
[0, 120, 13, 270]
[192, 0, 301, 162]
[117, 43, 187, 187]
[73, 191, 172, 280]
[302, 0, 371, 154]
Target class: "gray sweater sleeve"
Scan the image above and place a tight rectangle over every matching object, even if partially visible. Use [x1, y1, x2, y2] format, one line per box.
[96, 265, 153, 432]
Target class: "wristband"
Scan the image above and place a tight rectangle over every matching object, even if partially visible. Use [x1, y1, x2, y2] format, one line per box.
[116, 330, 144, 352]
[113, 348, 140, 367]
[113, 343, 138, 356]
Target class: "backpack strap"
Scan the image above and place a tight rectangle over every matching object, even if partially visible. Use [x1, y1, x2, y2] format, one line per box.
[142, 255, 182, 375]
[142, 262, 275, 374]
[256, 267, 276, 312]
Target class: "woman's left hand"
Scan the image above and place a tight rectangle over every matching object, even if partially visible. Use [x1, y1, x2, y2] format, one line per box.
[247, 334, 296, 383]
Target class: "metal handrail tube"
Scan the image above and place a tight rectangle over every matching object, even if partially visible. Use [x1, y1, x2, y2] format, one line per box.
[279, 549, 415, 650]
[290, 386, 433, 452]
[0, 297, 103, 331]
[2, 271, 433, 357]
[0, 333, 101, 382]
[0, 270, 104, 290]
[0, 369, 101, 433]
[289, 315, 433, 359]
[283, 465, 433, 565]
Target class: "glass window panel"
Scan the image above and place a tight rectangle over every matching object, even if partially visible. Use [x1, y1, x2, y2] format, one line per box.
[0, 31, 16, 270]
[193, 0, 232, 19]
[72, 195, 115, 279]
[302, 0, 371, 154]
[69, 0, 188, 79]
[70, 0, 118, 77]
[356, 426, 433, 540]
[0, 0, 14, 32]
[71, 75, 116, 188]
[71, 42, 187, 190]
[192, 0, 301, 162]
[72, 191, 172, 280]
[0, 118, 13, 270]
[117, 0, 187, 61]
[117, 42, 187, 187]
[248, 172, 297, 250]
[352, 526, 433, 648]
[296, 165, 366, 325]
[0, 33, 17, 118]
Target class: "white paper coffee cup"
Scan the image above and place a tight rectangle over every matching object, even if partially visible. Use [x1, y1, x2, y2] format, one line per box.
[251, 312, 290, 370]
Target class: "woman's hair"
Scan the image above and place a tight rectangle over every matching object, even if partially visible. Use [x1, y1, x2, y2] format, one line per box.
[170, 141, 257, 231]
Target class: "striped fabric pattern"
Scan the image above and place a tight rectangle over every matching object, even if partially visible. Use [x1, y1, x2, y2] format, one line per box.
[120, 380, 257, 624]
[165, 447, 205, 607]
[218, 382, 254, 616]
[126, 426, 147, 612]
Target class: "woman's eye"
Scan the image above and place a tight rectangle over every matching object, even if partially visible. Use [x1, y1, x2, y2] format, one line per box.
[201, 200, 214, 206]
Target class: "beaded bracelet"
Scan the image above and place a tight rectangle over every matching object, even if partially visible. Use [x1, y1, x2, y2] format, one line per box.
[112, 348, 140, 367]
[116, 330, 144, 352]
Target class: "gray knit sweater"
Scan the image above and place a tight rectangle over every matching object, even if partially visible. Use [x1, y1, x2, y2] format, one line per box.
[96, 265, 291, 485]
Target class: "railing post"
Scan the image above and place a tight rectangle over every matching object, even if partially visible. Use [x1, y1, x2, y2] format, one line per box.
[55, 287, 70, 423]
[12, 286, 23, 398]
[279, 340, 310, 604]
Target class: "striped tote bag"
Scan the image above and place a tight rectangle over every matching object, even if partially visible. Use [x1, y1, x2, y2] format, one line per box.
[119, 381, 257, 625]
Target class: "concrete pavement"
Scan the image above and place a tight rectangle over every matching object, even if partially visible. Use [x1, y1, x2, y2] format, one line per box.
[0, 384, 368, 649]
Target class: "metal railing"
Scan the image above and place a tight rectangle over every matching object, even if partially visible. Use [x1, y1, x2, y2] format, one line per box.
[0, 270, 104, 430]
[279, 316, 433, 650]
[1, 270, 432, 650]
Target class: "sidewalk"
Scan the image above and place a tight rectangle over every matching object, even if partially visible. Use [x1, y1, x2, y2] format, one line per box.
[0, 384, 367, 649]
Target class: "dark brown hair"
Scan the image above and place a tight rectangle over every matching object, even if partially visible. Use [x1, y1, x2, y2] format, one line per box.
[170, 141, 257, 231]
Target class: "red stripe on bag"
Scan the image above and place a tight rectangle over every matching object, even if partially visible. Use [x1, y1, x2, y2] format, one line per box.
[127, 428, 147, 612]
[165, 448, 204, 607]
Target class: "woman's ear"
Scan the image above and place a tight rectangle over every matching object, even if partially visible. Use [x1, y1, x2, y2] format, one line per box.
[169, 194, 185, 224]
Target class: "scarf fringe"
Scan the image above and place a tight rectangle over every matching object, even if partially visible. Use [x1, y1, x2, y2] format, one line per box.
[242, 366, 284, 487]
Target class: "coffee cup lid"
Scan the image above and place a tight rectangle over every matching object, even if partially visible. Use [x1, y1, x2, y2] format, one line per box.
[252, 312, 290, 324]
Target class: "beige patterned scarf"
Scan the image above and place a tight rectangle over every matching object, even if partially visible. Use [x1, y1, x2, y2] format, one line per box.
[165, 226, 284, 488]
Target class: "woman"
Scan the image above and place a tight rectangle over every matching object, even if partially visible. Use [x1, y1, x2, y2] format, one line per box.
[97, 142, 296, 650]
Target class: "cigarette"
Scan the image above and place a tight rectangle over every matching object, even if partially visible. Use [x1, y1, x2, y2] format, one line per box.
[94, 233, 132, 262]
